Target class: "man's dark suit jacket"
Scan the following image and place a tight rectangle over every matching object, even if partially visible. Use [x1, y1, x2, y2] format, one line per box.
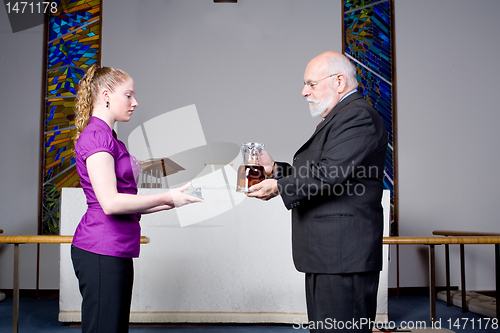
[276, 92, 388, 275]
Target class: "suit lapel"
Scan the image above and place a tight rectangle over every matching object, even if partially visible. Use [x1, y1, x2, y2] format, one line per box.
[293, 92, 364, 157]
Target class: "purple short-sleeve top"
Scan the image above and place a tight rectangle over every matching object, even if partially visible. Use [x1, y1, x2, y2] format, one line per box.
[73, 117, 142, 258]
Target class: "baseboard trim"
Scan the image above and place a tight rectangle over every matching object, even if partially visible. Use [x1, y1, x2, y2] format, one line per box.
[59, 311, 309, 324]
[388, 286, 460, 297]
[0, 289, 59, 299]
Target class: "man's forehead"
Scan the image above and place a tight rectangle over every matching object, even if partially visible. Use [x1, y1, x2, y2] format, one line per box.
[304, 62, 328, 80]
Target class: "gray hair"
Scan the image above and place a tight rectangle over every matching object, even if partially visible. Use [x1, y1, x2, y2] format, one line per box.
[325, 54, 359, 89]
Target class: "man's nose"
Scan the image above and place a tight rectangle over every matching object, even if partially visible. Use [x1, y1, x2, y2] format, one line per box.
[302, 85, 311, 97]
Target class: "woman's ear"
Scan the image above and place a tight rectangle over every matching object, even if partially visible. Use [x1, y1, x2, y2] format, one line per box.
[101, 89, 110, 104]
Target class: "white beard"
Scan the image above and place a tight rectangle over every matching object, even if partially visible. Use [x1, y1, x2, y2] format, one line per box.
[307, 96, 333, 118]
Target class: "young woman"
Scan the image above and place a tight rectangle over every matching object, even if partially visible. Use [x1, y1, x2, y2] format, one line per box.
[71, 63, 202, 332]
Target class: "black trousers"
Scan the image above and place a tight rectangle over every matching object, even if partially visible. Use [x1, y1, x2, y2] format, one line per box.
[71, 245, 134, 333]
[305, 271, 380, 332]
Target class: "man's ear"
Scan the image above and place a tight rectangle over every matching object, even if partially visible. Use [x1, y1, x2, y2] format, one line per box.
[336, 73, 348, 93]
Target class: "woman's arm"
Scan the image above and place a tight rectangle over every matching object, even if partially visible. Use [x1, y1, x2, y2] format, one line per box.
[87, 152, 202, 215]
[139, 204, 174, 214]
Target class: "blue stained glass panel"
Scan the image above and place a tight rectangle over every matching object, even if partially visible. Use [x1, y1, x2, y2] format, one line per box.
[41, 0, 101, 234]
[344, 2, 392, 82]
[344, 0, 396, 233]
[344, 0, 382, 11]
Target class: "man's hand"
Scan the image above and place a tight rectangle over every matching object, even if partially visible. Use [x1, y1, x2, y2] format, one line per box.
[246, 179, 279, 201]
[260, 150, 276, 177]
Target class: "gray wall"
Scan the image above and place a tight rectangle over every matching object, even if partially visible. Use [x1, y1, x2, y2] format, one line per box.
[395, 0, 500, 288]
[1, 0, 500, 292]
[104, 0, 340, 162]
[0, 7, 48, 289]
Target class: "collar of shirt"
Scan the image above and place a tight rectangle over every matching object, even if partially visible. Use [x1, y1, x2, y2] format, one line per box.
[316, 88, 358, 122]
[339, 88, 358, 103]
[90, 116, 117, 139]
[319, 89, 358, 122]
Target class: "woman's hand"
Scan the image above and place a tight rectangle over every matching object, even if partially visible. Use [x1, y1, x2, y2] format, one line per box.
[169, 182, 204, 208]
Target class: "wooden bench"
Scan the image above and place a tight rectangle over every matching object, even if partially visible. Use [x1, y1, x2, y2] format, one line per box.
[385, 236, 500, 323]
[433, 230, 500, 314]
[0, 235, 149, 333]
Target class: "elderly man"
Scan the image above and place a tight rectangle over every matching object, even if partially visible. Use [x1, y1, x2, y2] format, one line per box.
[247, 51, 388, 332]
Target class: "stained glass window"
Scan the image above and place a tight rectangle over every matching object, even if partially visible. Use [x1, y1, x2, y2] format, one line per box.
[40, 0, 101, 234]
[343, 0, 397, 234]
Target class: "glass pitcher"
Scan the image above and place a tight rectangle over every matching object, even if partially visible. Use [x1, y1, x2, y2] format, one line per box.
[236, 142, 266, 192]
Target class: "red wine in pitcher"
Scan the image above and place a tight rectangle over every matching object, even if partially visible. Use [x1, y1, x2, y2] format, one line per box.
[236, 165, 266, 192]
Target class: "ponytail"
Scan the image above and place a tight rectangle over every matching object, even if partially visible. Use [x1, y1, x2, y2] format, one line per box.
[74, 63, 99, 144]
[73, 64, 130, 145]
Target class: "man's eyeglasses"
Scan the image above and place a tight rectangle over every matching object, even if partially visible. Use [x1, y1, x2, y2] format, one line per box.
[304, 73, 339, 90]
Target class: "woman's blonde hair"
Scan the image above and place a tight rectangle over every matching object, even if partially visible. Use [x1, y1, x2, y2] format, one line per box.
[74, 63, 131, 144]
